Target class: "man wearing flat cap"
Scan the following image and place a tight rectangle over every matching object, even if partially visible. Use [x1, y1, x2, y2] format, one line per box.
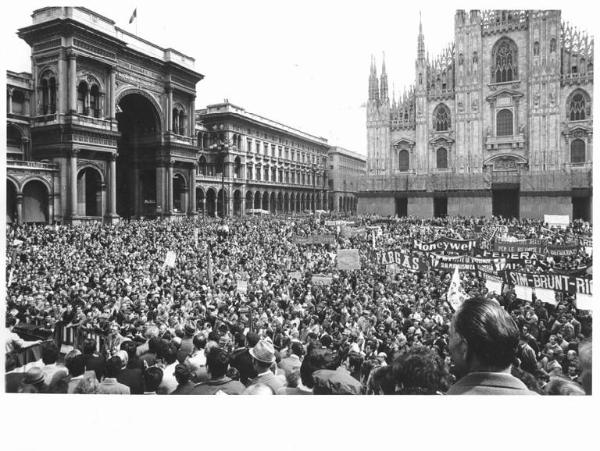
[247, 339, 285, 393]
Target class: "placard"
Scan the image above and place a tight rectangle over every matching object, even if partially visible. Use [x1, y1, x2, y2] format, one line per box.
[337, 249, 361, 270]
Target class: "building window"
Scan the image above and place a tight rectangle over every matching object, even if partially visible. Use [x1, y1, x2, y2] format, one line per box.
[398, 150, 409, 171]
[550, 38, 556, 53]
[77, 81, 88, 114]
[436, 148, 448, 169]
[90, 85, 100, 118]
[533, 41, 540, 56]
[496, 109, 513, 136]
[569, 92, 587, 121]
[492, 38, 518, 83]
[433, 104, 451, 131]
[40, 72, 57, 115]
[571, 139, 585, 163]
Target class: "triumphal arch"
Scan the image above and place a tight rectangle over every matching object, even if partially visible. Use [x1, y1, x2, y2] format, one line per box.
[15, 7, 203, 222]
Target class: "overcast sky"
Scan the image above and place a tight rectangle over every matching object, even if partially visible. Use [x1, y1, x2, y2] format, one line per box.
[2, 0, 596, 155]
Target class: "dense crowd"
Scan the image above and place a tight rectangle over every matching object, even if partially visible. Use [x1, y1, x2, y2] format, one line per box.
[4, 214, 593, 395]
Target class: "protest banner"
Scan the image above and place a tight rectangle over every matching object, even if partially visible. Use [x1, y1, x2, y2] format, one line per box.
[413, 237, 478, 254]
[293, 234, 336, 245]
[544, 214, 570, 229]
[194, 228, 199, 246]
[337, 249, 361, 270]
[429, 254, 506, 272]
[289, 271, 302, 281]
[494, 239, 546, 254]
[446, 267, 467, 311]
[504, 270, 592, 296]
[579, 237, 593, 248]
[311, 274, 333, 285]
[546, 242, 579, 257]
[376, 249, 429, 272]
[164, 251, 176, 268]
[236, 280, 248, 294]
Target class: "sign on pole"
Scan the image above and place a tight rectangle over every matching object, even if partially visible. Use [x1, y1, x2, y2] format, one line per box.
[337, 249, 361, 270]
[164, 250, 176, 268]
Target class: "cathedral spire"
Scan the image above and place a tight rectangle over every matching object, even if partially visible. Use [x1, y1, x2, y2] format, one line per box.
[368, 55, 379, 101]
[380, 52, 388, 101]
[418, 11, 425, 61]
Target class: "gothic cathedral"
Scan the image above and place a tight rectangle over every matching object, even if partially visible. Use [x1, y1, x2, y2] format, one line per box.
[361, 10, 593, 220]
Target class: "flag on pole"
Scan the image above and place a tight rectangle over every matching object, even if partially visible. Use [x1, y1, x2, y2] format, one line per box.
[207, 247, 213, 286]
[129, 8, 137, 24]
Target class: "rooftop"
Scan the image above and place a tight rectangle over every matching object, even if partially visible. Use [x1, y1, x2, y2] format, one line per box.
[328, 146, 367, 162]
[198, 100, 329, 147]
[28, 7, 197, 71]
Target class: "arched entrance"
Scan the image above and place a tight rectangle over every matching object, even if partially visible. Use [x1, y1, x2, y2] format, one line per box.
[6, 180, 18, 224]
[116, 93, 161, 218]
[262, 192, 269, 211]
[196, 188, 205, 216]
[245, 191, 253, 213]
[270, 192, 276, 214]
[284, 193, 289, 213]
[217, 188, 226, 217]
[206, 188, 216, 217]
[233, 190, 242, 216]
[277, 192, 283, 213]
[254, 191, 261, 210]
[22, 180, 48, 223]
[77, 167, 102, 217]
[173, 174, 186, 213]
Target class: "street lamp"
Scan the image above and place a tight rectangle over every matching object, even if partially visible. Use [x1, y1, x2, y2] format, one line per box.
[312, 162, 316, 214]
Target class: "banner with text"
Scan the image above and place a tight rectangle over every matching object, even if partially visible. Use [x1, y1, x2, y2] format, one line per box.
[546, 242, 580, 257]
[504, 270, 592, 296]
[376, 249, 429, 272]
[494, 239, 546, 254]
[293, 234, 336, 245]
[413, 237, 478, 254]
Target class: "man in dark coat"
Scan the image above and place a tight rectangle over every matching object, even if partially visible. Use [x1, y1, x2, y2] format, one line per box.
[81, 338, 105, 381]
[191, 347, 245, 395]
[229, 331, 259, 385]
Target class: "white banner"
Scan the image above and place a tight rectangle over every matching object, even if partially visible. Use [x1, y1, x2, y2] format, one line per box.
[515, 285, 534, 301]
[337, 249, 361, 270]
[236, 280, 248, 294]
[485, 279, 503, 295]
[164, 251, 176, 268]
[534, 287, 558, 306]
[544, 214, 570, 229]
[576, 293, 593, 310]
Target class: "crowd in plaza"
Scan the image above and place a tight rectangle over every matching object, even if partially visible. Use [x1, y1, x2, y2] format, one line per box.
[4, 213, 593, 395]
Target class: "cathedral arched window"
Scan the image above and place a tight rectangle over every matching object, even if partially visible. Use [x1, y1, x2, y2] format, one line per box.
[398, 150, 409, 171]
[458, 53, 464, 65]
[496, 109, 513, 136]
[436, 148, 448, 169]
[571, 139, 585, 163]
[568, 91, 590, 121]
[433, 104, 451, 131]
[492, 38, 518, 83]
[550, 38, 556, 53]
[473, 51, 478, 64]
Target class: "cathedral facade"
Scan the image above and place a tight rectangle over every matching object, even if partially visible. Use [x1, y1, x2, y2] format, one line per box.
[359, 10, 593, 220]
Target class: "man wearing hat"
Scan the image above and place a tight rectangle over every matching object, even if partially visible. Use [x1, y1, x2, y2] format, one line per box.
[177, 323, 196, 364]
[247, 339, 285, 393]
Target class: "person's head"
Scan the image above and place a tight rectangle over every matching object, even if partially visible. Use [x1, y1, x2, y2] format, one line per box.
[74, 375, 101, 394]
[41, 342, 59, 365]
[206, 346, 230, 379]
[290, 341, 305, 358]
[392, 345, 450, 394]
[285, 369, 301, 388]
[104, 356, 123, 378]
[82, 338, 97, 356]
[242, 383, 274, 395]
[249, 340, 276, 373]
[545, 377, 586, 396]
[245, 332, 260, 348]
[6, 353, 18, 372]
[578, 338, 592, 395]
[144, 367, 163, 393]
[6, 316, 17, 329]
[66, 354, 86, 378]
[121, 340, 138, 362]
[300, 348, 336, 389]
[193, 333, 207, 351]
[174, 364, 191, 385]
[163, 343, 178, 365]
[449, 297, 519, 376]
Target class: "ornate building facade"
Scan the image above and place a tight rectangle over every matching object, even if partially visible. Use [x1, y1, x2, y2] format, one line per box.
[326, 147, 366, 214]
[195, 101, 329, 217]
[360, 10, 593, 220]
[6, 7, 202, 224]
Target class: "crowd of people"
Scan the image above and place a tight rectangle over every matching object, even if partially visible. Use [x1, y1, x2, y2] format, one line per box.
[4, 213, 593, 395]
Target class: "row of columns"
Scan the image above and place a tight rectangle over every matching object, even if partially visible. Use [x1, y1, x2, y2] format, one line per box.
[11, 193, 55, 225]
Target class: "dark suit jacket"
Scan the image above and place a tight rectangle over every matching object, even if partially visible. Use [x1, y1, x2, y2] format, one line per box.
[446, 371, 538, 395]
[83, 354, 106, 381]
[229, 348, 256, 385]
[117, 368, 144, 394]
[5, 372, 25, 393]
[171, 381, 195, 395]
